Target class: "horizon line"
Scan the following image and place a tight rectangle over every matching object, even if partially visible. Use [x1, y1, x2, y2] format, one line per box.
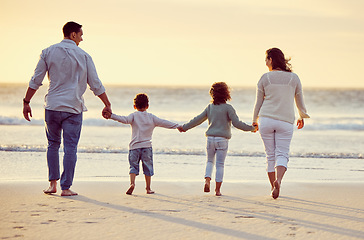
[0, 82, 363, 90]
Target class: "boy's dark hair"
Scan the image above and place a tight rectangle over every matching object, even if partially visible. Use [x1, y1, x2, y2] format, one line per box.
[210, 82, 231, 105]
[134, 93, 149, 109]
[63, 21, 82, 38]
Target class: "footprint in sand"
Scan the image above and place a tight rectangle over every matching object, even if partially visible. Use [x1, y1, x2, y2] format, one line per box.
[40, 220, 57, 224]
[12, 226, 25, 229]
[37, 204, 48, 207]
[235, 215, 255, 218]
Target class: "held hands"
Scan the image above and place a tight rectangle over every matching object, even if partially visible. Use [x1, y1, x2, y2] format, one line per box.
[177, 126, 185, 132]
[102, 106, 112, 119]
[252, 122, 259, 133]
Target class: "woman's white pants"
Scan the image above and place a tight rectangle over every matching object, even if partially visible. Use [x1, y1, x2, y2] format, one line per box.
[259, 117, 293, 172]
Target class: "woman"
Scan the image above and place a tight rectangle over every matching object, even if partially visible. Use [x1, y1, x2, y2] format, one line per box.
[253, 48, 310, 199]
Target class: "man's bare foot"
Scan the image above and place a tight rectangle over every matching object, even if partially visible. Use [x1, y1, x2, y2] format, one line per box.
[146, 189, 155, 194]
[43, 180, 57, 194]
[204, 182, 210, 192]
[43, 186, 57, 194]
[61, 189, 78, 196]
[272, 181, 280, 199]
[126, 184, 135, 195]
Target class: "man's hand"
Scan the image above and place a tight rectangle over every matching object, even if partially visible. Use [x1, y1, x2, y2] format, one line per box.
[23, 103, 32, 121]
[22, 87, 37, 121]
[102, 106, 112, 119]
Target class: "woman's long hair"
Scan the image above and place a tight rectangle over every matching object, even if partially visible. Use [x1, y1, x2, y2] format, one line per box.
[266, 48, 292, 72]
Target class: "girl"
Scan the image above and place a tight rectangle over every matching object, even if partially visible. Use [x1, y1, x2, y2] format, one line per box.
[178, 82, 256, 196]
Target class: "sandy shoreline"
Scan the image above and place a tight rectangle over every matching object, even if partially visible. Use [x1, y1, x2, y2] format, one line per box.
[1, 181, 363, 240]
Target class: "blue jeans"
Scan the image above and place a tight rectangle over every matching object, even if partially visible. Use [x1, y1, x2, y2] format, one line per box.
[45, 109, 82, 190]
[205, 136, 229, 182]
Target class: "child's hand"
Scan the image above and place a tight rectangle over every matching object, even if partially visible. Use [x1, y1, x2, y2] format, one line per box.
[177, 126, 185, 132]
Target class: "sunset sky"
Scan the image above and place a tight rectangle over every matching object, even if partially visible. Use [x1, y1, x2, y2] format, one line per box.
[1, 0, 363, 88]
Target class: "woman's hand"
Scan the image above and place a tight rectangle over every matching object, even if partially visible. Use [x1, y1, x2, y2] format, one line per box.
[297, 119, 304, 129]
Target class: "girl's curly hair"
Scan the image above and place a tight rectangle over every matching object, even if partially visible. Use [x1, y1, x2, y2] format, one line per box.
[209, 82, 231, 105]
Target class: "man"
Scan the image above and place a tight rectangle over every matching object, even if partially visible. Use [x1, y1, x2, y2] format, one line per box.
[22, 21, 112, 196]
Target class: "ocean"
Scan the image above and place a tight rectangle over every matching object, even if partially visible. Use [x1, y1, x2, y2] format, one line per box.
[0, 83, 363, 183]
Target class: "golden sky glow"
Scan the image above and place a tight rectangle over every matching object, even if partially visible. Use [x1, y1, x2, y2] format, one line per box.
[1, 0, 363, 88]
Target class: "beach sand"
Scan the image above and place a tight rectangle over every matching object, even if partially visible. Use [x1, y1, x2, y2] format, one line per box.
[1, 181, 363, 240]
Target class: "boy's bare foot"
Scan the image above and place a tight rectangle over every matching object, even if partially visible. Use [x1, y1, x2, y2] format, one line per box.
[146, 189, 155, 194]
[272, 181, 280, 199]
[126, 184, 135, 195]
[204, 182, 210, 192]
[61, 189, 78, 196]
[215, 192, 222, 196]
[43, 186, 57, 194]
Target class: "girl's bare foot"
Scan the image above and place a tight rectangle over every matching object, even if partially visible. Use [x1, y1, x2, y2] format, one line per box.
[215, 182, 222, 196]
[61, 189, 78, 196]
[204, 182, 210, 192]
[146, 189, 155, 194]
[272, 181, 280, 199]
[126, 184, 135, 195]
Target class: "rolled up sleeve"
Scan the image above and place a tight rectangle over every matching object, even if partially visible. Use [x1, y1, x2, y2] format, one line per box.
[29, 51, 47, 90]
[86, 54, 105, 96]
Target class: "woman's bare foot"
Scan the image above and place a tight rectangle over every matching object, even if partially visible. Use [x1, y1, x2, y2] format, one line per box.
[126, 184, 135, 195]
[146, 189, 155, 194]
[272, 181, 280, 199]
[204, 178, 211, 193]
[61, 189, 78, 196]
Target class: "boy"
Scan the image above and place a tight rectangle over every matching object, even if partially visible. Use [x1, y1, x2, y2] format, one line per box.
[103, 93, 180, 195]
